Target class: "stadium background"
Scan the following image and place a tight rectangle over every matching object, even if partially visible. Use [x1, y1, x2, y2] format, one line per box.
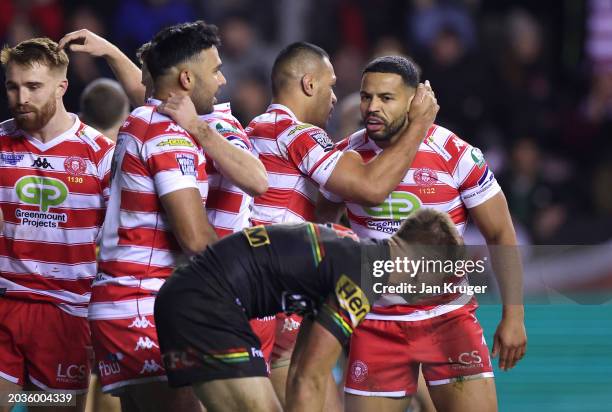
[1, 0, 611, 411]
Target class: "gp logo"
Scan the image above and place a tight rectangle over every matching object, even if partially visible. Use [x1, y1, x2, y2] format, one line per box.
[15, 176, 68, 211]
[363, 192, 421, 219]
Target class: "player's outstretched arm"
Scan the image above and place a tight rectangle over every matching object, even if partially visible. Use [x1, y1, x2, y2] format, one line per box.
[470, 191, 527, 371]
[286, 317, 343, 412]
[324, 82, 439, 206]
[59, 29, 145, 106]
[159, 93, 268, 196]
[160, 188, 217, 255]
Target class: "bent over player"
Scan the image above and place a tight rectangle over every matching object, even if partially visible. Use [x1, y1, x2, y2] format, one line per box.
[153, 208, 463, 412]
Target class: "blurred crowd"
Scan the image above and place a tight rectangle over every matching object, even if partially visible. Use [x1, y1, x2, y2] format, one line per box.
[1, 0, 611, 244]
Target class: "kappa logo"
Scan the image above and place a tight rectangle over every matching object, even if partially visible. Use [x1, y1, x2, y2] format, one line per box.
[335, 274, 370, 327]
[135, 336, 159, 351]
[165, 124, 187, 134]
[139, 359, 163, 374]
[128, 316, 155, 329]
[31, 157, 54, 169]
[15, 176, 68, 212]
[243, 225, 270, 247]
[453, 137, 465, 151]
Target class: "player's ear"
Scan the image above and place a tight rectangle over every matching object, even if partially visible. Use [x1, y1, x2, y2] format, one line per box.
[301, 73, 315, 97]
[56, 78, 68, 98]
[405, 87, 416, 113]
[178, 69, 193, 91]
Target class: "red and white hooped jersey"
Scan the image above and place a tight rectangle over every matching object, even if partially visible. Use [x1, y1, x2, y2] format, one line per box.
[0, 115, 115, 317]
[323, 125, 501, 321]
[93, 99, 208, 320]
[247, 104, 343, 225]
[202, 103, 254, 237]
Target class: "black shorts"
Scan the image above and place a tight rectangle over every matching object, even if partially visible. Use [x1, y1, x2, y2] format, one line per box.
[154, 264, 268, 387]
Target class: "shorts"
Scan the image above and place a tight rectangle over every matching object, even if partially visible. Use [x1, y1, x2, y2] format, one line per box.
[90, 308, 166, 394]
[0, 298, 91, 393]
[270, 313, 302, 369]
[154, 266, 268, 387]
[345, 305, 493, 397]
[250, 317, 276, 371]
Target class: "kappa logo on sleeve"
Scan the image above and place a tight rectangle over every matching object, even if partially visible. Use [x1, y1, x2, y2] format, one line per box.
[335, 274, 370, 327]
[243, 225, 270, 247]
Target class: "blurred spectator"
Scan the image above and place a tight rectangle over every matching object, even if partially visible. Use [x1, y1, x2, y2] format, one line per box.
[331, 92, 361, 141]
[79, 78, 129, 141]
[0, 0, 64, 42]
[217, 13, 277, 103]
[229, 72, 270, 126]
[112, 0, 195, 56]
[331, 45, 366, 100]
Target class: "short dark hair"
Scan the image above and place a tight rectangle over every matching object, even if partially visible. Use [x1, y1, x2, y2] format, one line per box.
[1, 37, 68, 72]
[136, 41, 152, 66]
[145, 20, 221, 79]
[363, 55, 420, 88]
[80, 78, 129, 130]
[395, 208, 462, 246]
[271, 41, 329, 96]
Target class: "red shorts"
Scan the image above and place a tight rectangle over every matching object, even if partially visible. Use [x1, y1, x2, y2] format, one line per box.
[345, 305, 493, 397]
[0, 298, 91, 393]
[249, 317, 276, 372]
[90, 314, 166, 393]
[270, 313, 302, 369]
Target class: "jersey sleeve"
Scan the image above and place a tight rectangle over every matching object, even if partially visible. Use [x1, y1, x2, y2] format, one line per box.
[96, 140, 116, 204]
[205, 118, 255, 172]
[450, 138, 501, 209]
[314, 300, 355, 347]
[281, 126, 343, 187]
[140, 126, 204, 197]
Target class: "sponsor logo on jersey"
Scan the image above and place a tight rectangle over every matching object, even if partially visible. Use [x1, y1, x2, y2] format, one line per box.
[363, 191, 421, 220]
[426, 136, 452, 161]
[287, 124, 312, 136]
[349, 360, 368, 383]
[163, 349, 200, 371]
[471, 148, 485, 168]
[311, 131, 334, 151]
[251, 347, 264, 358]
[31, 157, 54, 169]
[414, 168, 438, 187]
[176, 153, 196, 176]
[0, 153, 24, 165]
[134, 336, 159, 351]
[56, 363, 87, 383]
[128, 316, 155, 329]
[157, 137, 194, 148]
[98, 359, 121, 377]
[243, 225, 270, 247]
[477, 166, 494, 187]
[226, 135, 250, 151]
[139, 359, 163, 374]
[15, 176, 69, 227]
[215, 121, 239, 135]
[64, 156, 87, 176]
[453, 137, 465, 151]
[165, 124, 187, 134]
[335, 274, 370, 327]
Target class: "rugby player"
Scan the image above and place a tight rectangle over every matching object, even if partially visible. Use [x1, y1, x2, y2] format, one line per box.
[246, 41, 438, 407]
[154, 208, 463, 412]
[86, 21, 266, 412]
[317, 55, 527, 412]
[60, 30, 276, 366]
[0, 38, 115, 411]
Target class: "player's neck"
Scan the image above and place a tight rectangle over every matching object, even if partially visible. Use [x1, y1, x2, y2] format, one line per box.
[28, 103, 74, 144]
[272, 95, 313, 125]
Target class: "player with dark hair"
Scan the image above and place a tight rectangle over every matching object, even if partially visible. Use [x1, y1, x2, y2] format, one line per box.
[153, 209, 463, 412]
[0, 38, 115, 411]
[318, 55, 526, 412]
[79, 78, 129, 141]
